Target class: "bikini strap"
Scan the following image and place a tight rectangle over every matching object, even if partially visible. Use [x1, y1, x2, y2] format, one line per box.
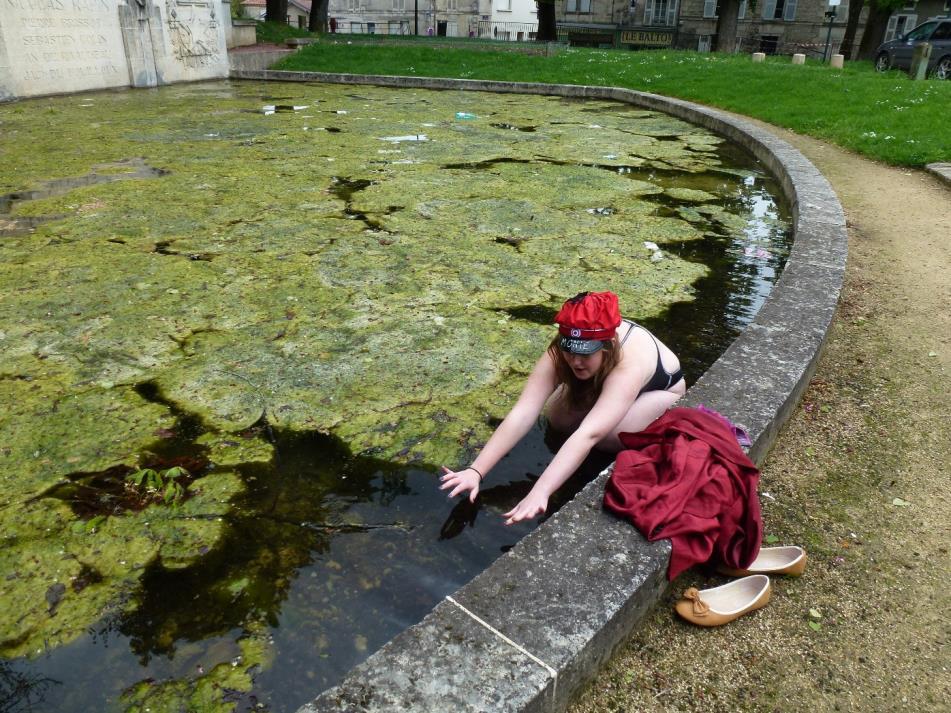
[618, 319, 638, 347]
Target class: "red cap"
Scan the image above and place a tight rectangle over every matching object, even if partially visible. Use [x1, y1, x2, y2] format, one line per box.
[554, 291, 621, 340]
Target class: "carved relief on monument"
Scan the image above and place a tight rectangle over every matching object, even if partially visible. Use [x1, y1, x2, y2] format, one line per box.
[166, 0, 221, 68]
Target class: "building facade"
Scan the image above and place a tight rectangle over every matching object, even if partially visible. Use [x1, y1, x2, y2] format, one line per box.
[242, 0, 950, 55]
[675, 0, 856, 56]
[882, 0, 950, 42]
[240, 0, 314, 27]
[326, 0, 493, 36]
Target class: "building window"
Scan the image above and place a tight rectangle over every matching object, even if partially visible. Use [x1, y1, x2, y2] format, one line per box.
[884, 13, 918, 41]
[759, 34, 779, 53]
[497, 0, 511, 9]
[447, 0, 458, 9]
[739, 0, 747, 19]
[698, 34, 713, 51]
[644, 0, 678, 26]
[761, 0, 797, 20]
[703, 0, 718, 18]
[393, 0, 405, 9]
[566, 0, 592, 12]
[347, 0, 358, 10]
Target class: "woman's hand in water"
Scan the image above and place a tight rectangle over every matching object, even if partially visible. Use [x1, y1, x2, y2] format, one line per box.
[503, 490, 549, 526]
[439, 466, 481, 503]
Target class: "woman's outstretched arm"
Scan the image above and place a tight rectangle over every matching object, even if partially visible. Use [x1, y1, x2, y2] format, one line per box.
[439, 353, 558, 502]
[502, 363, 643, 524]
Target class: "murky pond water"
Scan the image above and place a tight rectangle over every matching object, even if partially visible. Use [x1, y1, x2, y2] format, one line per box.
[0, 81, 789, 711]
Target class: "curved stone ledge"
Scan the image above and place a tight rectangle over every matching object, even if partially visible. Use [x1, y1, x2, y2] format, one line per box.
[230, 70, 847, 713]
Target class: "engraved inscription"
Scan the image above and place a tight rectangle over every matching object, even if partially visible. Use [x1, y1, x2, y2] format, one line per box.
[2, 1, 125, 86]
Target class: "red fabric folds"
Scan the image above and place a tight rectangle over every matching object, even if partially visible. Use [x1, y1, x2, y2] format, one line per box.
[603, 407, 763, 580]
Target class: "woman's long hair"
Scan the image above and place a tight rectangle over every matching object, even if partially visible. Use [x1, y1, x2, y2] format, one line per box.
[547, 335, 623, 411]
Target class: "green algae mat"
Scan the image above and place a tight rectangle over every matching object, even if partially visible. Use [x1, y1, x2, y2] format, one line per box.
[0, 81, 789, 711]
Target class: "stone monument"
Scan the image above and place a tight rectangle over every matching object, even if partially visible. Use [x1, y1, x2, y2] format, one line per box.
[0, 1, 231, 101]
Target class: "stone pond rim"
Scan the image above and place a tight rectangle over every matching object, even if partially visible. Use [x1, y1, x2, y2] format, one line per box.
[233, 70, 847, 713]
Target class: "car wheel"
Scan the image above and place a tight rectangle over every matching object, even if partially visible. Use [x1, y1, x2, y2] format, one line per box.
[875, 52, 892, 72]
[933, 56, 951, 80]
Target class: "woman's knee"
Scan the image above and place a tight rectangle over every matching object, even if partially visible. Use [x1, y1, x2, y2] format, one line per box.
[605, 389, 684, 445]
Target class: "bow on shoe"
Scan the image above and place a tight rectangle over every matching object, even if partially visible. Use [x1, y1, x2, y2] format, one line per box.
[682, 588, 710, 617]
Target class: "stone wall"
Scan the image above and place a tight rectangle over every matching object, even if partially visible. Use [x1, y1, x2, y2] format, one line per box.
[0, 0, 230, 101]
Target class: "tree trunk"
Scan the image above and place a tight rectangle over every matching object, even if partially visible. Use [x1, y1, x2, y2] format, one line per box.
[839, 0, 865, 59]
[536, 0, 557, 42]
[266, 0, 288, 24]
[309, 0, 329, 32]
[857, 1, 891, 60]
[714, 0, 741, 53]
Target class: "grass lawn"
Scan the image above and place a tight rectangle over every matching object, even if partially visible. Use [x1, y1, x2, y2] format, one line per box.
[273, 39, 950, 167]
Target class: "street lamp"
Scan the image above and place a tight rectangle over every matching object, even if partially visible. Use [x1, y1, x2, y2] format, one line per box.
[823, 0, 841, 63]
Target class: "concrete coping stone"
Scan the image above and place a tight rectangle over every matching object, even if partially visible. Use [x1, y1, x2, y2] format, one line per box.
[926, 162, 951, 187]
[228, 70, 848, 712]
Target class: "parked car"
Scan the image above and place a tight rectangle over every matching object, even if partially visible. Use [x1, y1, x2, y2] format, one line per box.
[874, 18, 951, 79]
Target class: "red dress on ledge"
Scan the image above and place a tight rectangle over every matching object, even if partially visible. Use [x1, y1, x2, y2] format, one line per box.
[604, 407, 763, 580]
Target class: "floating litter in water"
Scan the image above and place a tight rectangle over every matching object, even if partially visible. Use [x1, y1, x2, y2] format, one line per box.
[262, 105, 308, 115]
[455, 112, 477, 120]
[380, 134, 428, 143]
[744, 246, 771, 259]
[643, 241, 660, 251]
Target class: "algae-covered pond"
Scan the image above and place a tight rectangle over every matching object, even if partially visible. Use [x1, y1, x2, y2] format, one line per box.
[0, 80, 790, 711]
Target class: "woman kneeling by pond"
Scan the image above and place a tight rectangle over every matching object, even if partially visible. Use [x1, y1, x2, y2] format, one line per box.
[440, 290, 685, 525]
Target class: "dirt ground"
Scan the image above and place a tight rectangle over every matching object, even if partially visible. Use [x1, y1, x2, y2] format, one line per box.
[569, 126, 950, 712]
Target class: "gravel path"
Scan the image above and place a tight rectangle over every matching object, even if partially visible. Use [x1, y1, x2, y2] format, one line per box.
[569, 125, 951, 713]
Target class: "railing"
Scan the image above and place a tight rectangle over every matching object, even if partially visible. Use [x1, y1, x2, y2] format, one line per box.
[469, 20, 539, 41]
[338, 21, 412, 35]
[735, 34, 842, 57]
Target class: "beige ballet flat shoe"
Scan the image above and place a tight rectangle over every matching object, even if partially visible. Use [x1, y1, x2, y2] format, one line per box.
[717, 546, 807, 577]
[675, 574, 771, 627]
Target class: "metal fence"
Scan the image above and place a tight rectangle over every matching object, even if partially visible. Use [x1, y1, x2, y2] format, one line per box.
[672, 31, 841, 57]
[469, 20, 539, 41]
[337, 21, 412, 35]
